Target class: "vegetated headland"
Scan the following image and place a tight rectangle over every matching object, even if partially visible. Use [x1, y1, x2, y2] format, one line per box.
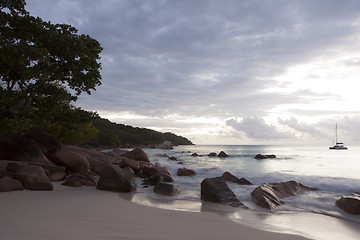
[87, 116, 193, 148]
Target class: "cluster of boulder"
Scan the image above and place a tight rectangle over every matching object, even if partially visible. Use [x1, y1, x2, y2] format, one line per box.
[191, 151, 229, 157]
[199, 171, 316, 210]
[1, 130, 359, 215]
[0, 129, 196, 197]
[201, 171, 360, 215]
[251, 181, 316, 210]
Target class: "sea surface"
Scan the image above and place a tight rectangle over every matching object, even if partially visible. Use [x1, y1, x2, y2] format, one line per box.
[119, 145, 360, 240]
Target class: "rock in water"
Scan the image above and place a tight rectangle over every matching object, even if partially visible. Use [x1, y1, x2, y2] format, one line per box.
[254, 154, 276, 159]
[142, 165, 170, 177]
[238, 177, 253, 185]
[221, 171, 239, 183]
[154, 182, 179, 196]
[156, 141, 173, 149]
[336, 194, 360, 215]
[251, 181, 315, 210]
[251, 183, 284, 210]
[14, 165, 53, 191]
[221, 172, 253, 185]
[96, 165, 136, 192]
[201, 177, 246, 208]
[142, 173, 173, 186]
[177, 168, 196, 176]
[218, 151, 228, 157]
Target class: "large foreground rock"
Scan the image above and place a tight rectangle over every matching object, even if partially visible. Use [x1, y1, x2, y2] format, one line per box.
[29, 162, 66, 173]
[63, 145, 116, 163]
[6, 161, 66, 182]
[201, 177, 246, 208]
[29, 162, 66, 181]
[6, 161, 28, 172]
[46, 149, 89, 173]
[0, 135, 17, 160]
[123, 147, 149, 162]
[0, 131, 57, 163]
[119, 157, 141, 173]
[251, 181, 315, 210]
[14, 165, 53, 191]
[62, 173, 96, 187]
[63, 145, 117, 174]
[336, 194, 360, 215]
[96, 165, 136, 192]
[12, 140, 51, 164]
[23, 128, 61, 151]
[0, 178, 24, 192]
[87, 158, 110, 175]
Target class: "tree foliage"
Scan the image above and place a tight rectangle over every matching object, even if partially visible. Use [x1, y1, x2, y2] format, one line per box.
[0, 1, 193, 147]
[0, 0, 102, 143]
[87, 117, 193, 147]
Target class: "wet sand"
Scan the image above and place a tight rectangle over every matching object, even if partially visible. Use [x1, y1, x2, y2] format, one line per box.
[0, 184, 310, 240]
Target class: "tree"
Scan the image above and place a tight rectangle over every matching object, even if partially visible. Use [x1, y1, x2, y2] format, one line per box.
[0, 0, 103, 143]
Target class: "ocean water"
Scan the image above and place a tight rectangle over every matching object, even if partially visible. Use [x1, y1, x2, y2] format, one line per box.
[124, 145, 360, 239]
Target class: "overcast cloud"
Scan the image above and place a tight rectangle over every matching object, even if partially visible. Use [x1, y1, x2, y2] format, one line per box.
[26, 0, 360, 144]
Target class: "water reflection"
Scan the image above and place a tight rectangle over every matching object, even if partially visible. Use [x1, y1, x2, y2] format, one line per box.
[131, 195, 202, 212]
[256, 212, 360, 240]
[118, 192, 134, 201]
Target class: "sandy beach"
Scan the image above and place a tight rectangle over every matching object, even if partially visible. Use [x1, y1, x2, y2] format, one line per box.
[0, 183, 310, 240]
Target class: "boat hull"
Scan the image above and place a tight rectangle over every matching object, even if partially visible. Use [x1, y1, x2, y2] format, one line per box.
[329, 146, 348, 150]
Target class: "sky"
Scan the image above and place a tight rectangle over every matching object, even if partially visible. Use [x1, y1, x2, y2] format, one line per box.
[26, 0, 360, 145]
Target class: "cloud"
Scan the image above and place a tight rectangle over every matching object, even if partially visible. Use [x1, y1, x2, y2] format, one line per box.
[317, 115, 360, 141]
[26, 1, 360, 116]
[25, 1, 360, 143]
[226, 117, 293, 139]
[278, 117, 328, 138]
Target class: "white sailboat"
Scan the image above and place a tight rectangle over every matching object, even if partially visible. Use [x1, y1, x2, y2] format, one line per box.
[329, 123, 348, 150]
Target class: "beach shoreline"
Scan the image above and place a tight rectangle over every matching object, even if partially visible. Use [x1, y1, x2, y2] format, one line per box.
[130, 183, 360, 240]
[0, 183, 310, 240]
[1, 143, 360, 240]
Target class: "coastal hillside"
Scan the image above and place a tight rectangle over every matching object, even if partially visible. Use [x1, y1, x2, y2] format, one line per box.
[86, 117, 193, 147]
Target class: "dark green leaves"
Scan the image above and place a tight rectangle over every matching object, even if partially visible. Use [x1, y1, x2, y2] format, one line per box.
[0, 1, 103, 143]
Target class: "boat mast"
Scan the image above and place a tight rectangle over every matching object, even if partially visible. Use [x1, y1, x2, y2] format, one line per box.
[335, 123, 338, 144]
